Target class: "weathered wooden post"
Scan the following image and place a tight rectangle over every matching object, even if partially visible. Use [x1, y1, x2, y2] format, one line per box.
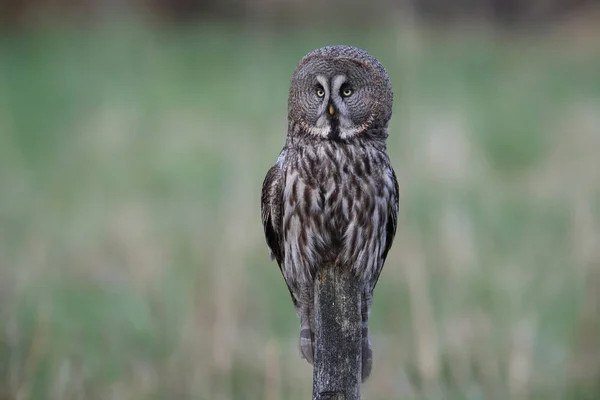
[312, 266, 362, 400]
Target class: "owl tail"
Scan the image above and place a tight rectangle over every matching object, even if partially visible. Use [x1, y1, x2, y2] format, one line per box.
[361, 320, 373, 381]
[361, 290, 373, 381]
[297, 288, 372, 379]
[299, 317, 315, 364]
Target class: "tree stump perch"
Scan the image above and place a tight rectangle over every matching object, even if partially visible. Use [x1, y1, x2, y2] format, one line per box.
[312, 265, 362, 400]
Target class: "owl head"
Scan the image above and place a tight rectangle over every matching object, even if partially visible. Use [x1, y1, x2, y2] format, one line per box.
[288, 45, 393, 141]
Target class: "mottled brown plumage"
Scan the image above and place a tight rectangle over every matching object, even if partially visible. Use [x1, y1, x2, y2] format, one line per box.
[261, 45, 398, 381]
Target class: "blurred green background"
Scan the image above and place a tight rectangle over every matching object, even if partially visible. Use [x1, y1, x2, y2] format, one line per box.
[1, 1, 599, 399]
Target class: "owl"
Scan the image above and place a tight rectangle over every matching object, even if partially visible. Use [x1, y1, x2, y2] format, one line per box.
[260, 45, 398, 381]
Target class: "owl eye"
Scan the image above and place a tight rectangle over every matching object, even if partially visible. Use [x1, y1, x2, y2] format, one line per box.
[341, 88, 353, 97]
[316, 87, 325, 97]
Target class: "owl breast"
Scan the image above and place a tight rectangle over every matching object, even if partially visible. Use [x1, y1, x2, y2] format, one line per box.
[282, 138, 396, 291]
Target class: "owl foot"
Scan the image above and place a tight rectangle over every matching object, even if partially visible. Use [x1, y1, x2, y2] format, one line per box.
[299, 327, 315, 364]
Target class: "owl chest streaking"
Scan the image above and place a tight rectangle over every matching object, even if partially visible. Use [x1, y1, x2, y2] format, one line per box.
[277, 134, 397, 293]
[260, 45, 398, 381]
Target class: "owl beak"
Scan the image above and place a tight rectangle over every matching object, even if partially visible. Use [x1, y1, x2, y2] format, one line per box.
[328, 104, 335, 116]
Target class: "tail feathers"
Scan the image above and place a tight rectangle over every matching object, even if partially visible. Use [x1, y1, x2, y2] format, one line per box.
[361, 322, 373, 381]
[297, 291, 373, 381]
[299, 327, 315, 364]
[361, 290, 373, 381]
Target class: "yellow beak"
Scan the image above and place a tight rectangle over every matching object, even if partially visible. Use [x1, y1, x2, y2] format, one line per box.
[328, 104, 335, 116]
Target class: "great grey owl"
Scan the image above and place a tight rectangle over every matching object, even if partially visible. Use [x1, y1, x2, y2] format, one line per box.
[260, 45, 398, 381]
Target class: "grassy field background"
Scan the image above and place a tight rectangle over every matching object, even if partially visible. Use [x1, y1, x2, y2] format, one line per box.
[0, 21, 599, 399]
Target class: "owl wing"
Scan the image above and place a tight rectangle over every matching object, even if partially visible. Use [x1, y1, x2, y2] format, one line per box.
[382, 167, 399, 263]
[261, 163, 285, 265]
[261, 155, 298, 307]
[371, 167, 399, 291]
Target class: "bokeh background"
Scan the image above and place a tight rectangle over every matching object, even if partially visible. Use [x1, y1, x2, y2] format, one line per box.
[1, 1, 599, 399]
